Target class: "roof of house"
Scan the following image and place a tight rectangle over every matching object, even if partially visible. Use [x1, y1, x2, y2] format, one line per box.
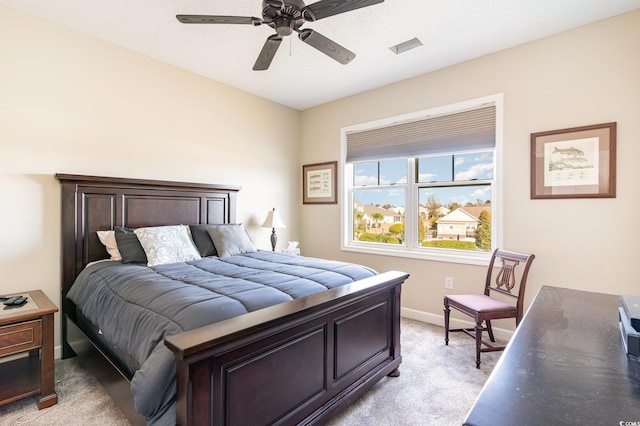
[458, 206, 491, 219]
[437, 206, 490, 223]
[362, 205, 396, 217]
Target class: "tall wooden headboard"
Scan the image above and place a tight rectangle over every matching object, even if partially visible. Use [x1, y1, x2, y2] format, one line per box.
[55, 174, 241, 320]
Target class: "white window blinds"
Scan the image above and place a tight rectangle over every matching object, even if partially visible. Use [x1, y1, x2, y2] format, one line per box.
[346, 105, 496, 163]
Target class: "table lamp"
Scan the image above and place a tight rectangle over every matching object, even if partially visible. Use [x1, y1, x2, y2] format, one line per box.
[261, 207, 286, 251]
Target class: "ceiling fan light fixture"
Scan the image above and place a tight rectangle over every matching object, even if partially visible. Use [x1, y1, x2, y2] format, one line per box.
[389, 37, 423, 55]
[276, 17, 294, 35]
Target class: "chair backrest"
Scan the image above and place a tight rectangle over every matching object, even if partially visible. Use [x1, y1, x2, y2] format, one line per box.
[484, 249, 535, 325]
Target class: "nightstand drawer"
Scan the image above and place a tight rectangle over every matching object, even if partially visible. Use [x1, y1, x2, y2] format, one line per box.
[0, 320, 42, 357]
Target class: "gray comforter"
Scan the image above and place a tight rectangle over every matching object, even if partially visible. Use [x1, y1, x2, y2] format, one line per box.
[67, 251, 377, 425]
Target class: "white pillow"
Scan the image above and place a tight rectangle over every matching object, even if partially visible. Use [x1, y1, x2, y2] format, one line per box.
[206, 224, 257, 257]
[96, 230, 122, 261]
[133, 225, 201, 267]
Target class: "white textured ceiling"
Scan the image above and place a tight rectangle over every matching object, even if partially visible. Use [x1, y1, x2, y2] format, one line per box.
[2, 0, 639, 110]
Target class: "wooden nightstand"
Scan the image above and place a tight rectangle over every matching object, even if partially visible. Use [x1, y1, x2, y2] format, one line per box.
[0, 290, 58, 409]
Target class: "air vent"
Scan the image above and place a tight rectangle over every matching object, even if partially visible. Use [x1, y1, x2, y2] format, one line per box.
[389, 37, 423, 54]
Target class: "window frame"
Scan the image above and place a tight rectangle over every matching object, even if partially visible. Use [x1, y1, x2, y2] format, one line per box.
[340, 94, 503, 266]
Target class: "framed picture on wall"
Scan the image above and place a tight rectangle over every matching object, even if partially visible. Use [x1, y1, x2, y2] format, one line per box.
[530, 122, 616, 199]
[303, 161, 337, 204]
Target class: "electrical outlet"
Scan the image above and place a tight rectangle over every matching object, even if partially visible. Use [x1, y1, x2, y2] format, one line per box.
[445, 276, 454, 289]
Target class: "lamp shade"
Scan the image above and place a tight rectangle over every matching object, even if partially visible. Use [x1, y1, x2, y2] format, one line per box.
[261, 208, 286, 229]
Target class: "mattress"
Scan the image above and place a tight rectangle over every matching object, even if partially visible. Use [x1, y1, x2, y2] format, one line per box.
[67, 250, 377, 425]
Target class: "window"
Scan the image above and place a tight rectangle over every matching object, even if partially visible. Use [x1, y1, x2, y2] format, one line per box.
[341, 95, 502, 265]
[353, 161, 406, 245]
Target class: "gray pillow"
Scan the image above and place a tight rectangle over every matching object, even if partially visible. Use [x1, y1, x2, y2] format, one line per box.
[188, 224, 217, 257]
[206, 224, 257, 257]
[114, 226, 147, 264]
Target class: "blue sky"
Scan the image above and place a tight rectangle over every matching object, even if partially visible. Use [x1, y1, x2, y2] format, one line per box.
[353, 151, 493, 207]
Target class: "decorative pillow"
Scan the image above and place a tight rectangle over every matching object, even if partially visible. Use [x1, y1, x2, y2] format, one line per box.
[188, 224, 217, 257]
[114, 227, 148, 264]
[134, 225, 202, 267]
[206, 224, 257, 257]
[96, 230, 122, 260]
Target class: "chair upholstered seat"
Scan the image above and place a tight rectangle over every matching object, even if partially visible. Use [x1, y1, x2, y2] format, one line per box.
[444, 249, 535, 368]
[446, 294, 516, 315]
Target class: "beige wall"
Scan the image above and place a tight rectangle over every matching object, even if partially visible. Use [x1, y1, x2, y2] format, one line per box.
[300, 10, 640, 328]
[0, 6, 301, 350]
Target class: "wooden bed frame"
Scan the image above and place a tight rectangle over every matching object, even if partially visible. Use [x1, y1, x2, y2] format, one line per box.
[56, 174, 409, 425]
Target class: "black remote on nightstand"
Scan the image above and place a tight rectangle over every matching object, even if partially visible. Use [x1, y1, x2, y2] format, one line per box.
[3, 296, 28, 306]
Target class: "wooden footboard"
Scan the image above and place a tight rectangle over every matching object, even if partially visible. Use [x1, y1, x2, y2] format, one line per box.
[165, 270, 407, 426]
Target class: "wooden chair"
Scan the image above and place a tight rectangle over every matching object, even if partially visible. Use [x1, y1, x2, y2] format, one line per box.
[444, 249, 535, 368]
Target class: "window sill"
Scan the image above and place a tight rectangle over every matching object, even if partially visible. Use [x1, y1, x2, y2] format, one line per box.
[341, 244, 492, 266]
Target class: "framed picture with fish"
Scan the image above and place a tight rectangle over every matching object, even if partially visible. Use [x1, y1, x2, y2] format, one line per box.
[303, 161, 337, 204]
[531, 122, 616, 199]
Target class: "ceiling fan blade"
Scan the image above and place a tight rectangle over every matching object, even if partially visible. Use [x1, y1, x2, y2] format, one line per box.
[302, 0, 384, 21]
[298, 29, 355, 65]
[176, 15, 263, 26]
[253, 35, 283, 71]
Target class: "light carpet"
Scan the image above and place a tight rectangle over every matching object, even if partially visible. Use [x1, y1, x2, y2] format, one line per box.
[0, 319, 501, 425]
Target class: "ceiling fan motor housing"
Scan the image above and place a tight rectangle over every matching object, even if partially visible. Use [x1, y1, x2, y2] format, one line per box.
[262, 0, 305, 35]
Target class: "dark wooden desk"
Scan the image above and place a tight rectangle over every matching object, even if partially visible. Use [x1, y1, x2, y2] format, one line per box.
[465, 286, 640, 425]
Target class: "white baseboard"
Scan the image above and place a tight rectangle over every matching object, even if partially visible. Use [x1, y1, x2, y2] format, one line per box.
[401, 307, 514, 341]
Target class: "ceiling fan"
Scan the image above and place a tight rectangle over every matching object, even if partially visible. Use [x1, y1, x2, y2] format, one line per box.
[176, 0, 385, 71]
